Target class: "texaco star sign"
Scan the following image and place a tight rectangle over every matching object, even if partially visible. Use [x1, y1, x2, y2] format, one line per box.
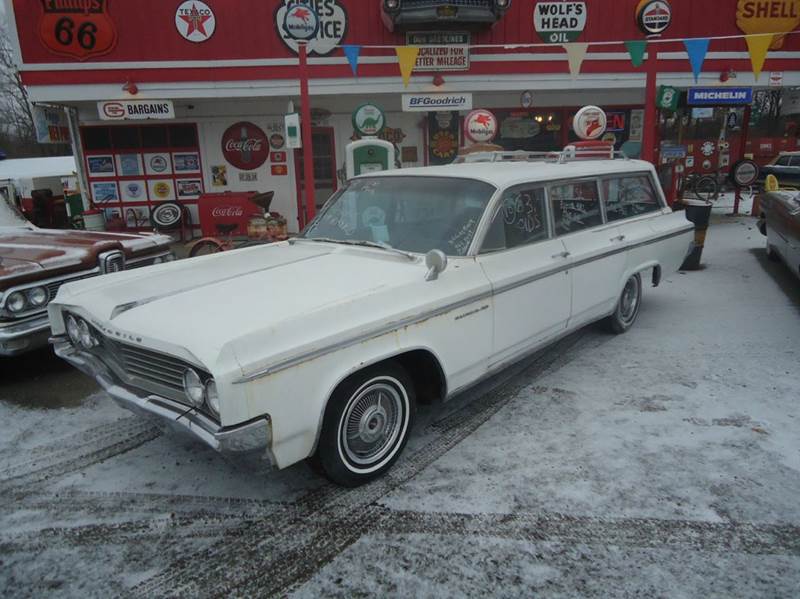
[175, 1, 216, 43]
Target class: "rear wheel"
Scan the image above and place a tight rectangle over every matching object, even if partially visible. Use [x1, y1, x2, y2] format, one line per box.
[603, 274, 642, 334]
[189, 239, 226, 257]
[316, 362, 415, 487]
[693, 175, 719, 202]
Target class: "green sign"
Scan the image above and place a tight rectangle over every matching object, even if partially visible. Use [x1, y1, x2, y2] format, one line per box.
[352, 104, 386, 137]
[656, 85, 680, 111]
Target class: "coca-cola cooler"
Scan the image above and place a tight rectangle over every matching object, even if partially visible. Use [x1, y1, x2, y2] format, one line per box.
[198, 191, 263, 237]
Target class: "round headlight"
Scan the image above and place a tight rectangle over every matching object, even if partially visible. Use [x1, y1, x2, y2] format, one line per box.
[183, 369, 205, 407]
[66, 315, 81, 346]
[205, 380, 220, 417]
[152, 257, 163, 265]
[28, 286, 48, 307]
[7, 291, 27, 313]
[77, 319, 96, 349]
[164, 253, 176, 262]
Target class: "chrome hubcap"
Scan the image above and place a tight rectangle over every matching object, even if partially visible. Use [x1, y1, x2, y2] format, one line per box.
[620, 278, 640, 323]
[342, 382, 403, 466]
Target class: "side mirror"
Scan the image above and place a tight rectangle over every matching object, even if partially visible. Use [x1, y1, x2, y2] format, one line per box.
[425, 249, 448, 281]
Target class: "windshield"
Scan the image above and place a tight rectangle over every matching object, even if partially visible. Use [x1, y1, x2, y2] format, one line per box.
[302, 176, 496, 256]
[0, 187, 33, 229]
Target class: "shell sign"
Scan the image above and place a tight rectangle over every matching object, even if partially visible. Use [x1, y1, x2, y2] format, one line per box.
[736, 0, 800, 49]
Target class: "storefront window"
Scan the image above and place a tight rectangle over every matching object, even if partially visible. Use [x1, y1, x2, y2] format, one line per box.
[494, 110, 562, 152]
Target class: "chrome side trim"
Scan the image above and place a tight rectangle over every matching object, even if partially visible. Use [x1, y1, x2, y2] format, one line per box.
[235, 225, 694, 385]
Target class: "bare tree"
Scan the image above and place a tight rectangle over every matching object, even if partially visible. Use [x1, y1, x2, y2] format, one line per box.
[0, 24, 71, 158]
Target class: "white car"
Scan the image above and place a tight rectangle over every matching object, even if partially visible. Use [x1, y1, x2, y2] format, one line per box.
[49, 153, 694, 486]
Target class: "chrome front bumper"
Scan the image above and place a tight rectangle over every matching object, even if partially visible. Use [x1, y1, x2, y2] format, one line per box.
[52, 338, 273, 458]
[0, 315, 50, 357]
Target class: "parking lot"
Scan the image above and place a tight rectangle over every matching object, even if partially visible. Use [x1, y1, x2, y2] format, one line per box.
[1, 213, 799, 598]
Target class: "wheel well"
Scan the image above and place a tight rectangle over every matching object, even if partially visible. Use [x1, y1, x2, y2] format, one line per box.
[389, 350, 447, 405]
[651, 265, 662, 287]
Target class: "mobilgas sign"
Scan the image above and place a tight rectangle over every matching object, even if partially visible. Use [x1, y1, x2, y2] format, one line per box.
[688, 88, 754, 105]
[276, 0, 347, 56]
[98, 100, 175, 120]
[402, 93, 473, 112]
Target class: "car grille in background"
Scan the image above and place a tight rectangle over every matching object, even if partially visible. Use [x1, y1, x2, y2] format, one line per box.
[403, 0, 493, 7]
[127, 258, 157, 270]
[46, 273, 97, 302]
[104, 252, 125, 273]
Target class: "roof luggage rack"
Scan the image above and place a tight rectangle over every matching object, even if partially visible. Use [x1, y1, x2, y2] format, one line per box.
[454, 143, 630, 165]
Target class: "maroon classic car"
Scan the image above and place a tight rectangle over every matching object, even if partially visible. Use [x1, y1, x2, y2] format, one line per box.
[1, 199, 173, 357]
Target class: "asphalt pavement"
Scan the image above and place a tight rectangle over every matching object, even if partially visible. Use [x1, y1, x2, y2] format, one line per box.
[1, 213, 798, 598]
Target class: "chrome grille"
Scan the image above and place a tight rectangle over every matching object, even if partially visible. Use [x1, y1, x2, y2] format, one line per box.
[99, 250, 125, 274]
[46, 274, 97, 302]
[101, 336, 190, 395]
[403, 0, 493, 7]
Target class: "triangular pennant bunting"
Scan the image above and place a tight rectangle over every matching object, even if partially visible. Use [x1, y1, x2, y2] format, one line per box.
[745, 34, 773, 81]
[562, 42, 589, 77]
[624, 40, 647, 68]
[343, 45, 362, 77]
[683, 38, 710, 83]
[395, 46, 419, 87]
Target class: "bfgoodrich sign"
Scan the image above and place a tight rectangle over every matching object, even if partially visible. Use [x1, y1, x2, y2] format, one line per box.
[402, 93, 473, 112]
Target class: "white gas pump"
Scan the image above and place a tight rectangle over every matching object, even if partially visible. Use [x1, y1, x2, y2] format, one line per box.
[344, 103, 397, 180]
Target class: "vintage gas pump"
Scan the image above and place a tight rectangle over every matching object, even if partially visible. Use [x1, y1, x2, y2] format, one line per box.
[344, 103, 397, 180]
[345, 139, 396, 180]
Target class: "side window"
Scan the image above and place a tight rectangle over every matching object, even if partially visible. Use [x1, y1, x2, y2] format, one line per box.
[603, 175, 661, 222]
[480, 187, 548, 253]
[549, 180, 603, 236]
[775, 156, 791, 167]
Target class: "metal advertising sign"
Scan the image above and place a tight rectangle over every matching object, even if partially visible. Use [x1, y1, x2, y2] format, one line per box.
[276, 0, 347, 56]
[636, 0, 672, 35]
[38, 0, 118, 60]
[32, 105, 70, 144]
[97, 100, 175, 120]
[656, 85, 680, 111]
[352, 104, 386, 137]
[687, 87, 754, 105]
[736, 0, 800, 49]
[221, 122, 269, 170]
[464, 110, 498, 144]
[572, 106, 607, 140]
[406, 31, 470, 72]
[533, 2, 587, 44]
[402, 93, 473, 112]
[175, 1, 216, 43]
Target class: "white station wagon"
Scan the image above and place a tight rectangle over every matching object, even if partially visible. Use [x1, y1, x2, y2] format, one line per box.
[49, 152, 694, 486]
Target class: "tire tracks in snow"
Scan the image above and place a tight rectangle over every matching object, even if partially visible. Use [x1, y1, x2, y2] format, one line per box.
[132, 329, 607, 598]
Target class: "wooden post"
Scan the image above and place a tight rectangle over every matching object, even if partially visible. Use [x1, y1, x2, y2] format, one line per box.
[299, 43, 316, 228]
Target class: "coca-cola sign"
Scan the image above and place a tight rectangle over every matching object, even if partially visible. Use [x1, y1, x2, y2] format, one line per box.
[221, 121, 269, 170]
[211, 206, 245, 218]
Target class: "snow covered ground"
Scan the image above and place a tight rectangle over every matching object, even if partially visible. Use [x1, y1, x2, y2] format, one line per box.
[1, 214, 798, 598]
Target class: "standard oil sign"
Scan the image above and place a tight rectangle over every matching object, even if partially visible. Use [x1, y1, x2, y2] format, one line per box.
[534, 1, 587, 44]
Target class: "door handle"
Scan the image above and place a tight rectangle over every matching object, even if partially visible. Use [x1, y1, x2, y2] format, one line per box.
[610, 235, 626, 242]
[551, 251, 571, 259]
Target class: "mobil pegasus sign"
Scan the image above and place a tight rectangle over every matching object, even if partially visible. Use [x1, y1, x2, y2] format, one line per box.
[276, 0, 347, 56]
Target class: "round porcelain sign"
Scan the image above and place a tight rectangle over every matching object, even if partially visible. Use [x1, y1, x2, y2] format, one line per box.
[175, 1, 216, 43]
[352, 104, 386, 137]
[221, 122, 269, 170]
[637, 0, 672, 35]
[731, 159, 759, 188]
[464, 110, 498, 144]
[573, 106, 607, 140]
[276, 0, 347, 56]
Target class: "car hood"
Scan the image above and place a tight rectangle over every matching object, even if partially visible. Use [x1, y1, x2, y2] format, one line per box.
[55, 241, 478, 372]
[0, 255, 43, 279]
[1, 228, 171, 280]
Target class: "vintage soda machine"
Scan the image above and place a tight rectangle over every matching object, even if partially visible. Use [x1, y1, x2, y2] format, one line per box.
[345, 103, 397, 180]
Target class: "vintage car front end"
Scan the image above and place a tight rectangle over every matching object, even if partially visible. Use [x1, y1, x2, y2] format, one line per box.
[381, 0, 511, 31]
[48, 305, 274, 461]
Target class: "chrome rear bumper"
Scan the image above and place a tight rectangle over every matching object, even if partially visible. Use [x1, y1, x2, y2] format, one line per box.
[52, 337, 273, 458]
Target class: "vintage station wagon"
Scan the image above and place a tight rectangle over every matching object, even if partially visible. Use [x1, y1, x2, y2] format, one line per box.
[49, 152, 694, 486]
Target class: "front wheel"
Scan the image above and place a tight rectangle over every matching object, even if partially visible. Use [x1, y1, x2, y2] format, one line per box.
[316, 362, 415, 487]
[603, 274, 642, 334]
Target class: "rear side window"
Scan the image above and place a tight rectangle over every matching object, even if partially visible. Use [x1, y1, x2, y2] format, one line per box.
[549, 180, 603, 236]
[603, 175, 661, 222]
[775, 156, 791, 167]
[481, 187, 548, 253]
